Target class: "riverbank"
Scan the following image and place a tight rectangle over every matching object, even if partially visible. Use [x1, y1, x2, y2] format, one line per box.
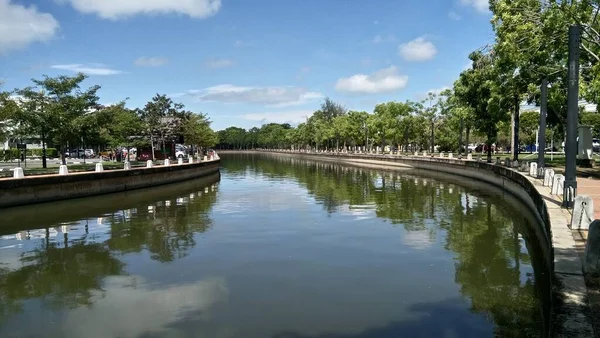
[221, 150, 593, 338]
[0, 158, 221, 209]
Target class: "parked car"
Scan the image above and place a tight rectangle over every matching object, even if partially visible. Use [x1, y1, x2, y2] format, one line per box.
[593, 138, 600, 152]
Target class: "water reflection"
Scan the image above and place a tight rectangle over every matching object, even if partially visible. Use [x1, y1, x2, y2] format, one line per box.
[0, 174, 221, 330]
[220, 154, 549, 337]
[0, 155, 549, 337]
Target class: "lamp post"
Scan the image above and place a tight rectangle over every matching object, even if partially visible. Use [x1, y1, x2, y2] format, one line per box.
[537, 78, 548, 171]
[564, 25, 581, 208]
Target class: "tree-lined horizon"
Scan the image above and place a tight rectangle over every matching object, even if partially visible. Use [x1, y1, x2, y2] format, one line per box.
[0, 74, 218, 167]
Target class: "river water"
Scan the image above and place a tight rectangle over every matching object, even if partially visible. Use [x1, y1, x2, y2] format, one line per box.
[0, 153, 549, 338]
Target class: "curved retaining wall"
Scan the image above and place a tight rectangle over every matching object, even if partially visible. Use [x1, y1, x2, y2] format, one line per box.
[225, 150, 593, 338]
[0, 159, 220, 209]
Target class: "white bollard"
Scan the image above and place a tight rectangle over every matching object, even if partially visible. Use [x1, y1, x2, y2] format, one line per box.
[95, 163, 104, 172]
[178, 157, 183, 165]
[529, 162, 538, 177]
[124, 161, 131, 170]
[164, 159, 170, 166]
[552, 174, 565, 195]
[59, 165, 69, 175]
[146, 160, 153, 168]
[422, 151, 427, 157]
[188, 155, 194, 164]
[544, 169, 555, 186]
[439, 152, 444, 158]
[203, 156, 208, 161]
[13, 167, 24, 179]
[572, 195, 594, 230]
[448, 153, 453, 159]
[467, 153, 473, 160]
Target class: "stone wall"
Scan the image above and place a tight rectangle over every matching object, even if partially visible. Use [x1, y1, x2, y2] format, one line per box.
[0, 160, 220, 208]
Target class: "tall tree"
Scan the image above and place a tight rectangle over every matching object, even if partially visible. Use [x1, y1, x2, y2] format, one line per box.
[138, 94, 186, 160]
[27, 73, 100, 165]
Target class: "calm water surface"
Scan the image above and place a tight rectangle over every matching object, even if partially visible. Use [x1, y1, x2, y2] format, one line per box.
[0, 153, 549, 338]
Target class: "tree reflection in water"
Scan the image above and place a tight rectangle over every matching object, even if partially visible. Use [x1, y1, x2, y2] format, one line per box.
[0, 154, 549, 337]
[0, 178, 220, 323]
[224, 153, 548, 338]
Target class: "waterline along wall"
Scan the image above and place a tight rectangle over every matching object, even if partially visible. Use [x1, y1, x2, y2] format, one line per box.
[0, 159, 221, 208]
[223, 150, 593, 338]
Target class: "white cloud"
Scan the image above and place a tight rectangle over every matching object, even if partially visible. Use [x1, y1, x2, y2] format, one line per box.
[372, 34, 396, 44]
[0, 0, 59, 54]
[241, 110, 313, 125]
[204, 58, 235, 69]
[335, 66, 408, 95]
[460, 0, 490, 13]
[416, 86, 451, 100]
[61, 276, 228, 338]
[184, 85, 323, 107]
[428, 86, 451, 96]
[398, 37, 438, 62]
[448, 11, 461, 20]
[134, 56, 168, 67]
[61, 0, 221, 20]
[51, 63, 123, 75]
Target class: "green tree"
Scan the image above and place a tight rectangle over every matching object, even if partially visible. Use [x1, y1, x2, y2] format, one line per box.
[97, 102, 143, 151]
[31, 74, 100, 164]
[182, 113, 217, 154]
[455, 51, 508, 162]
[519, 110, 540, 146]
[138, 94, 186, 160]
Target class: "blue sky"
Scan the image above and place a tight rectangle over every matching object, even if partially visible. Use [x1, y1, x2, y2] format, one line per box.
[1, 0, 494, 130]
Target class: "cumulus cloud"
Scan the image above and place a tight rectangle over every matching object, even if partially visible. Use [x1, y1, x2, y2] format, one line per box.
[398, 37, 437, 62]
[51, 63, 123, 75]
[134, 56, 168, 67]
[460, 0, 490, 13]
[0, 0, 59, 54]
[242, 110, 313, 125]
[204, 58, 235, 69]
[184, 85, 323, 107]
[428, 86, 451, 96]
[335, 66, 408, 95]
[61, 276, 228, 338]
[60, 0, 221, 20]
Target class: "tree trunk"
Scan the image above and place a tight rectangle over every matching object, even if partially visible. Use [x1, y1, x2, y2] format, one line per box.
[41, 129, 47, 169]
[61, 145, 66, 165]
[513, 94, 520, 161]
[465, 127, 471, 154]
[150, 134, 156, 161]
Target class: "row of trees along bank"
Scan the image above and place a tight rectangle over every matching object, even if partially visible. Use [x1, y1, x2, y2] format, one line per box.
[0, 74, 218, 168]
[217, 1, 600, 161]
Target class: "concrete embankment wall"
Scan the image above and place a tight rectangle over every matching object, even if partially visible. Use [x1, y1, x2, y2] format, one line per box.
[0, 160, 220, 208]
[222, 150, 594, 337]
